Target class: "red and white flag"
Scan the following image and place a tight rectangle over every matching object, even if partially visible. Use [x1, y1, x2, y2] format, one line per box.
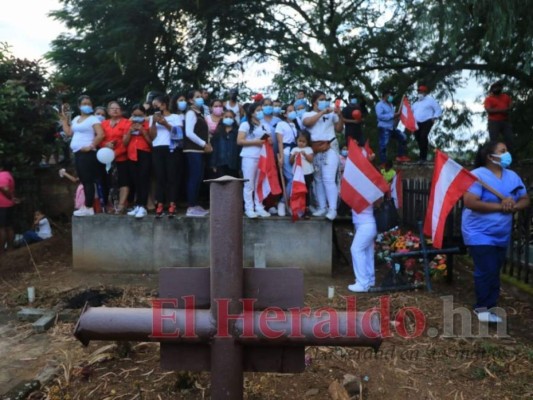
[423, 150, 477, 248]
[341, 141, 389, 213]
[257, 141, 282, 202]
[390, 170, 403, 209]
[363, 139, 375, 159]
[400, 97, 418, 132]
[290, 153, 307, 220]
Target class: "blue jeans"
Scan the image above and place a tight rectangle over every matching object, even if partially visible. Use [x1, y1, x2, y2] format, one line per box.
[378, 127, 407, 163]
[186, 152, 205, 207]
[469, 245, 506, 310]
[23, 230, 43, 245]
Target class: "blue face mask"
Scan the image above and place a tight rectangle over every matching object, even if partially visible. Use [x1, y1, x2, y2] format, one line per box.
[177, 100, 187, 111]
[287, 111, 297, 120]
[194, 98, 204, 107]
[223, 117, 234, 126]
[296, 109, 305, 118]
[263, 105, 273, 115]
[255, 111, 264, 120]
[387, 95, 394, 103]
[80, 105, 93, 114]
[318, 100, 329, 111]
[273, 106, 281, 114]
[341, 150, 348, 157]
[492, 152, 512, 168]
[96, 115, 105, 122]
[132, 116, 145, 123]
[350, 98, 358, 105]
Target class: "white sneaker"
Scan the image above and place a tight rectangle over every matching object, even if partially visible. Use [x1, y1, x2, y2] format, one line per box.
[474, 310, 502, 323]
[347, 283, 368, 293]
[245, 210, 258, 219]
[325, 209, 337, 221]
[312, 208, 327, 217]
[268, 207, 278, 215]
[73, 207, 95, 217]
[193, 206, 209, 216]
[135, 206, 147, 219]
[256, 209, 271, 218]
[186, 207, 208, 217]
[127, 206, 140, 216]
[277, 202, 286, 217]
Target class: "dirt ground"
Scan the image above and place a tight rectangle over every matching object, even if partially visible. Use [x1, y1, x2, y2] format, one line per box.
[0, 222, 532, 400]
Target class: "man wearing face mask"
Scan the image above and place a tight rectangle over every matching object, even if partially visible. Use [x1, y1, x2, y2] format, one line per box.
[375, 90, 408, 165]
[484, 81, 513, 152]
[412, 85, 442, 163]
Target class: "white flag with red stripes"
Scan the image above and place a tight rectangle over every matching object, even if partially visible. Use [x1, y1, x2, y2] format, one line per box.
[290, 152, 307, 220]
[423, 150, 477, 248]
[340, 142, 389, 213]
[257, 141, 282, 202]
[390, 170, 403, 209]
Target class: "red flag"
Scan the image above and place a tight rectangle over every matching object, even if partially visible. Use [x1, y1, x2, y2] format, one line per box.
[363, 139, 375, 159]
[257, 141, 281, 202]
[423, 150, 477, 248]
[290, 153, 307, 220]
[341, 141, 389, 213]
[390, 170, 403, 209]
[400, 97, 418, 132]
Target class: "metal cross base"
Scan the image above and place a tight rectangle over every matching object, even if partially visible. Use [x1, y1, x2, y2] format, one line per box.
[369, 221, 463, 293]
[74, 177, 383, 400]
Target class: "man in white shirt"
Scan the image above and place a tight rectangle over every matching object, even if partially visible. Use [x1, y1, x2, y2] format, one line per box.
[412, 85, 442, 163]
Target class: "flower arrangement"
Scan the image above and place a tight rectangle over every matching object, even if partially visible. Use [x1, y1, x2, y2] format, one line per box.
[375, 227, 448, 284]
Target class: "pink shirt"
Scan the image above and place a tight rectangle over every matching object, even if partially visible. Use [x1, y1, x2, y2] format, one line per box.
[0, 171, 14, 207]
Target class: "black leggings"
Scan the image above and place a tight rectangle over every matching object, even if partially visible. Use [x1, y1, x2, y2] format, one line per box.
[152, 146, 182, 205]
[305, 174, 314, 208]
[74, 151, 98, 208]
[129, 150, 152, 207]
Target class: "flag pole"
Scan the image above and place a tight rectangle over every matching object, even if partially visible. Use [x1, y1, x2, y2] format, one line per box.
[393, 95, 406, 129]
[278, 160, 290, 211]
[477, 179, 506, 201]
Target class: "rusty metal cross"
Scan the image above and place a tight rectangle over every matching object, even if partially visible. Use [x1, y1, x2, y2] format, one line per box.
[75, 177, 382, 400]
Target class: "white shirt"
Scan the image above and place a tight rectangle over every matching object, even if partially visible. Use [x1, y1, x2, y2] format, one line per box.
[290, 146, 314, 175]
[303, 111, 339, 141]
[185, 110, 207, 147]
[275, 121, 298, 149]
[225, 101, 241, 123]
[352, 207, 375, 225]
[37, 218, 52, 239]
[70, 115, 100, 152]
[150, 114, 182, 147]
[412, 95, 442, 123]
[238, 121, 271, 158]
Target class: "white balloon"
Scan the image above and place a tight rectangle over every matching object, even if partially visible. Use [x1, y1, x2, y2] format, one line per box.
[97, 148, 115, 165]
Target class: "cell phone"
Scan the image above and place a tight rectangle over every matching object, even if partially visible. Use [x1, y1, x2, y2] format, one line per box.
[261, 133, 270, 140]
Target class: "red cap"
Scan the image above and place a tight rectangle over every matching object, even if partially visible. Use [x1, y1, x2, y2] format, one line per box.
[418, 85, 429, 93]
[252, 93, 264, 102]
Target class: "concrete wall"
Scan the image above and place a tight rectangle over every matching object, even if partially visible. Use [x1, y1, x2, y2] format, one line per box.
[72, 215, 332, 276]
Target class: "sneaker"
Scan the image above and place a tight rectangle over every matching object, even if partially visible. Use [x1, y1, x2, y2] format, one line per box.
[325, 209, 337, 221]
[135, 206, 147, 219]
[256, 208, 271, 218]
[168, 203, 177, 218]
[245, 210, 258, 219]
[73, 207, 95, 217]
[186, 207, 208, 217]
[155, 203, 164, 218]
[312, 208, 327, 217]
[127, 206, 140, 216]
[277, 202, 286, 217]
[268, 207, 278, 215]
[194, 205, 209, 216]
[347, 283, 368, 293]
[474, 310, 502, 323]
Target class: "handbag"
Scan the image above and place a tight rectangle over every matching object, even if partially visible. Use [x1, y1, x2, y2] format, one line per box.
[374, 198, 400, 233]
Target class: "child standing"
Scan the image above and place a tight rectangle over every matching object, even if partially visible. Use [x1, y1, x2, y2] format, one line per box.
[290, 131, 314, 217]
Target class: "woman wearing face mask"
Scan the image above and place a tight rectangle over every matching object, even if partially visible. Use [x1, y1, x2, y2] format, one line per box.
[100, 101, 131, 214]
[94, 106, 107, 122]
[462, 141, 529, 323]
[149, 94, 183, 217]
[225, 89, 244, 124]
[184, 90, 213, 217]
[275, 104, 299, 202]
[302, 91, 344, 221]
[206, 99, 224, 136]
[60, 95, 104, 217]
[210, 110, 240, 179]
[124, 104, 152, 219]
[237, 102, 273, 218]
[261, 98, 282, 156]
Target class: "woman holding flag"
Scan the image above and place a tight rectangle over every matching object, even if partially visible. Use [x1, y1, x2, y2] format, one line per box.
[462, 141, 529, 323]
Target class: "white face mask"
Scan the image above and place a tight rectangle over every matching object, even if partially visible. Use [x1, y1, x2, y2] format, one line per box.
[418, 94, 425, 100]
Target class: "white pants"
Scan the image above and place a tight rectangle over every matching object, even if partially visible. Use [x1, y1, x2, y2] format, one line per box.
[241, 157, 265, 212]
[313, 148, 339, 211]
[351, 222, 377, 289]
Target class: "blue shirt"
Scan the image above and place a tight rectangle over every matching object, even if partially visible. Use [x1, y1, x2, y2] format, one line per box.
[461, 167, 527, 247]
[375, 100, 395, 129]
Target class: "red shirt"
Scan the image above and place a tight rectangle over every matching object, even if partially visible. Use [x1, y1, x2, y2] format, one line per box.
[127, 120, 152, 161]
[484, 93, 511, 121]
[0, 171, 15, 208]
[101, 118, 130, 162]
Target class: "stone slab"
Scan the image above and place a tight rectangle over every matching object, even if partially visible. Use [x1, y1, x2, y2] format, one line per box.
[17, 308, 49, 322]
[32, 314, 56, 333]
